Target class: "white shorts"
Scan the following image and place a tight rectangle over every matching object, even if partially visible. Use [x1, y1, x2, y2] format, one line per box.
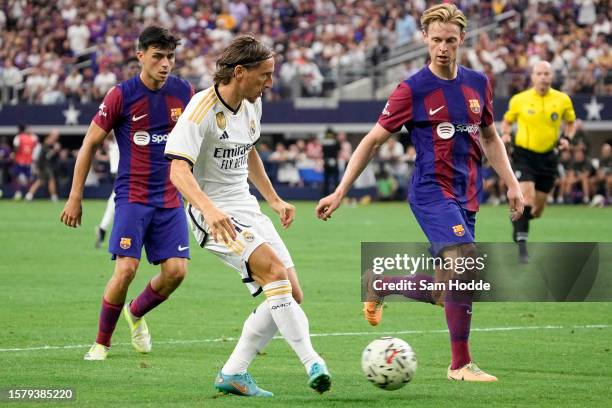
[186, 204, 294, 296]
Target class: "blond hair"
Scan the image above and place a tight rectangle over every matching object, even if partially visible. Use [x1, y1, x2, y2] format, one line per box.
[420, 3, 467, 33]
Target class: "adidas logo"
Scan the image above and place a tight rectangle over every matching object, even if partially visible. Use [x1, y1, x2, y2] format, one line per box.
[220, 131, 229, 140]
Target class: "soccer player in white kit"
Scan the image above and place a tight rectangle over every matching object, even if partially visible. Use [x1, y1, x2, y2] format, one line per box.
[165, 35, 331, 397]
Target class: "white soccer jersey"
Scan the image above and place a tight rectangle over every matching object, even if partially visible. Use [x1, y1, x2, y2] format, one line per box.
[108, 135, 119, 175]
[165, 85, 261, 208]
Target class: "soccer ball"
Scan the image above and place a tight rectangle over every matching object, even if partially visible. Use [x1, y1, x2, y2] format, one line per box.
[361, 336, 417, 390]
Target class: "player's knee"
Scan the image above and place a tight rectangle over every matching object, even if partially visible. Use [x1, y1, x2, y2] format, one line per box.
[114, 266, 137, 285]
[266, 262, 288, 283]
[163, 267, 186, 284]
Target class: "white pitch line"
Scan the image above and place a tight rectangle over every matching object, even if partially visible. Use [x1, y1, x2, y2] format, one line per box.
[1, 324, 609, 353]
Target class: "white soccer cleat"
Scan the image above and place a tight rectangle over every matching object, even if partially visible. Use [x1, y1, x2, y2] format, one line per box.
[84, 343, 109, 361]
[123, 304, 152, 353]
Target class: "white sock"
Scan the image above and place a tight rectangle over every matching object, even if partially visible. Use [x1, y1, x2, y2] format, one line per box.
[221, 301, 277, 375]
[100, 192, 115, 231]
[263, 280, 322, 373]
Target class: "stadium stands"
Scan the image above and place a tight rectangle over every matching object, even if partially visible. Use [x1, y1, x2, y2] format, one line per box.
[0, 0, 610, 103]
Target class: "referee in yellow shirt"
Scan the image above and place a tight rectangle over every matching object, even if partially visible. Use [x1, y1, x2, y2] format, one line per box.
[501, 61, 576, 262]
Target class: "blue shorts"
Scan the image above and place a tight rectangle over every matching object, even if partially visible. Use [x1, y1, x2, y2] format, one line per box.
[13, 164, 31, 180]
[410, 200, 476, 257]
[109, 203, 190, 264]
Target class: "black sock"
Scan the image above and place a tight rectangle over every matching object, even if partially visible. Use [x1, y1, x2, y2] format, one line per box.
[512, 205, 532, 242]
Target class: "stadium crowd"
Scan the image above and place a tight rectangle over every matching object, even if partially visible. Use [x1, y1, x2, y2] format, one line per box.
[2, 126, 610, 206]
[0, 0, 610, 103]
[0, 0, 610, 205]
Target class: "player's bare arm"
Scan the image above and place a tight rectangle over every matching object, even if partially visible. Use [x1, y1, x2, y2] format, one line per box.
[60, 122, 108, 228]
[500, 119, 513, 144]
[247, 149, 295, 229]
[316, 123, 392, 220]
[480, 124, 525, 220]
[169, 159, 237, 243]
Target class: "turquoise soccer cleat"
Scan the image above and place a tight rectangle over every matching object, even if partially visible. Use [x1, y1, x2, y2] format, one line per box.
[214, 371, 274, 397]
[308, 362, 332, 394]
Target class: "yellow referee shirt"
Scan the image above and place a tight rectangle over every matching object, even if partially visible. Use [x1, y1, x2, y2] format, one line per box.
[503, 88, 576, 153]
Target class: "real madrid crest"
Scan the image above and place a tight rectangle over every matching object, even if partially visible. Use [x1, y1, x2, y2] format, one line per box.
[216, 111, 227, 130]
[249, 119, 256, 136]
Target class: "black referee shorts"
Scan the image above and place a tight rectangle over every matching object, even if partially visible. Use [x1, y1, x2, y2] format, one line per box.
[512, 146, 558, 193]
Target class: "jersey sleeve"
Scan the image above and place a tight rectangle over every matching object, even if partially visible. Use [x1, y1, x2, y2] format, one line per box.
[480, 76, 494, 127]
[503, 94, 519, 123]
[377, 82, 413, 133]
[562, 94, 576, 122]
[93, 86, 123, 132]
[165, 94, 211, 167]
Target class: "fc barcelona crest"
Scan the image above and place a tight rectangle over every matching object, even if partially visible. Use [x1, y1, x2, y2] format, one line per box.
[452, 224, 465, 237]
[170, 107, 182, 122]
[216, 112, 227, 130]
[120, 237, 132, 249]
[469, 99, 480, 114]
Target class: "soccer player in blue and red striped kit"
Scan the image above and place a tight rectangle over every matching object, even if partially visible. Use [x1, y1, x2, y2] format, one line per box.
[317, 4, 524, 381]
[60, 26, 193, 360]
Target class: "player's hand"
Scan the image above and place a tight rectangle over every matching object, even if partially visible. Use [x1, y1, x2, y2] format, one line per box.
[271, 199, 295, 229]
[501, 133, 512, 144]
[60, 197, 83, 228]
[507, 186, 524, 222]
[316, 191, 342, 221]
[203, 207, 236, 244]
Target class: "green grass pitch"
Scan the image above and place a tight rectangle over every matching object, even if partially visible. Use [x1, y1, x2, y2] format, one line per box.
[0, 200, 611, 407]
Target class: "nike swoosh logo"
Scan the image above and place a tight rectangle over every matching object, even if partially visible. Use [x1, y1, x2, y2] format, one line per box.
[132, 113, 148, 121]
[178, 245, 189, 251]
[229, 381, 249, 394]
[429, 106, 445, 115]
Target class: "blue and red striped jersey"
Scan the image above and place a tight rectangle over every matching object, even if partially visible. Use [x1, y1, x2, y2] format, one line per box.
[378, 65, 494, 212]
[93, 75, 193, 208]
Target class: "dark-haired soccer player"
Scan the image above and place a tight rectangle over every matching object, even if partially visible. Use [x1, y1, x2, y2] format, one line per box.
[60, 26, 193, 360]
[317, 3, 524, 382]
[166, 35, 330, 396]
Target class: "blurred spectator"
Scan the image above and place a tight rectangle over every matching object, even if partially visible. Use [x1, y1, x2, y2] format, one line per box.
[0, 136, 12, 198]
[336, 131, 352, 173]
[25, 129, 61, 201]
[12, 125, 38, 200]
[93, 63, 117, 100]
[589, 143, 612, 207]
[564, 147, 593, 204]
[269, 142, 301, 186]
[67, 16, 91, 55]
[64, 67, 83, 102]
[556, 148, 573, 204]
[322, 129, 339, 196]
[1, 59, 23, 104]
[379, 136, 409, 187]
[376, 170, 399, 201]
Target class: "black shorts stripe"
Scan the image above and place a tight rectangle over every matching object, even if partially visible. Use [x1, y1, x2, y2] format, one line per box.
[187, 204, 208, 245]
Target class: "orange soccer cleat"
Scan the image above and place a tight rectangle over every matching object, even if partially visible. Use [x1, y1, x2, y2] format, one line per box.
[447, 362, 498, 382]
